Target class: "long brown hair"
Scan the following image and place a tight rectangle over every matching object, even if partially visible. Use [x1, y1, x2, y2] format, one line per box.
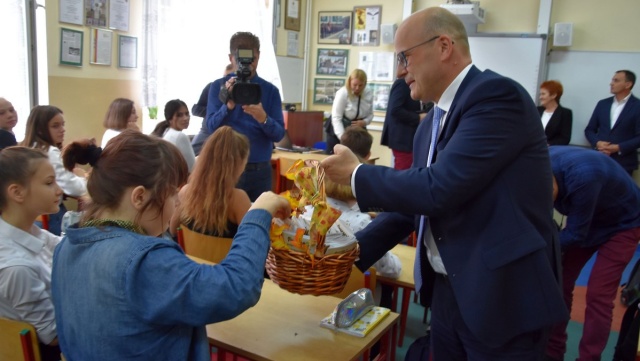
[63, 130, 189, 225]
[22, 105, 63, 149]
[181, 126, 249, 235]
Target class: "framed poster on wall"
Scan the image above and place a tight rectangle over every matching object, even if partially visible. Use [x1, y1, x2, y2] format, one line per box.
[118, 35, 137, 68]
[316, 49, 349, 76]
[60, 27, 83, 66]
[318, 11, 352, 45]
[352, 6, 381, 46]
[313, 78, 345, 104]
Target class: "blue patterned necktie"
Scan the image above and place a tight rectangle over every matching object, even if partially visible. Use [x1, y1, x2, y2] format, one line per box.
[414, 106, 444, 293]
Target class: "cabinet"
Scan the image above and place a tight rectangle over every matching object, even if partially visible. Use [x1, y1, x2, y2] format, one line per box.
[283, 111, 324, 147]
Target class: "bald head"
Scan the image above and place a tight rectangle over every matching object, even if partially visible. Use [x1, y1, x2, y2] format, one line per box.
[400, 7, 471, 58]
[394, 7, 472, 103]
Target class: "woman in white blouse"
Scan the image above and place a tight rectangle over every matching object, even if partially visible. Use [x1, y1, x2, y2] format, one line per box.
[22, 106, 88, 235]
[151, 99, 196, 172]
[328, 69, 374, 154]
[101, 98, 140, 148]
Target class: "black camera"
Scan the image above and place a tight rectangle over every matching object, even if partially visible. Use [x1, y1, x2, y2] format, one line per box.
[228, 48, 261, 105]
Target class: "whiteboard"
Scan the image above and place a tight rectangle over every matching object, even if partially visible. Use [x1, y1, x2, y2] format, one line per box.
[468, 36, 545, 101]
[276, 56, 304, 104]
[547, 50, 640, 146]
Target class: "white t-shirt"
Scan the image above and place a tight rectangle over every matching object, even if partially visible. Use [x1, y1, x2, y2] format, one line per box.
[162, 128, 196, 172]
[101, 128, 122, 148]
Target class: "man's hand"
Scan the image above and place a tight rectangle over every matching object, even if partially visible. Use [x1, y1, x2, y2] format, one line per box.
[224, 78, 237, 110]
[320, 144, 361, 185]
[242, 103, 268, 124]
[602, 143, 620, 156]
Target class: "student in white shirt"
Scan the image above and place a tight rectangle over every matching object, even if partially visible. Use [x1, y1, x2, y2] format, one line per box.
[101, 98, 140, 148]
[151, 99, 196, 172]
[22, 105, 88, 235]
[0, 147, 63, 361]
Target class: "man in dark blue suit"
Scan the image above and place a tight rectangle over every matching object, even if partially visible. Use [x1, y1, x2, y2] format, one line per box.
[585, 70, 640, 175]
[321, 7, 568, 360]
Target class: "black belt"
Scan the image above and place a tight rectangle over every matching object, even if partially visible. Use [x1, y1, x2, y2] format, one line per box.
[244, 161, 271, 171]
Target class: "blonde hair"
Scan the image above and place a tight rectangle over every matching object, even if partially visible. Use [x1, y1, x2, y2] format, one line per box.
[346, 69, 368, 97]
[181, 126, 249, 235]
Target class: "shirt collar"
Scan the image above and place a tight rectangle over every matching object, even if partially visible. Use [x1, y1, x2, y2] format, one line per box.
[435, 63, 473, 113]
[614, 92, 632, 105]
[0, 216, 45, 254]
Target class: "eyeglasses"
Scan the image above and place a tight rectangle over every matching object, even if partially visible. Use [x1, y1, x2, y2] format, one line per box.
[396, 35, 440, 69]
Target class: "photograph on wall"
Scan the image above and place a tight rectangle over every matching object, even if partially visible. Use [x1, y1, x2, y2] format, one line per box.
[314, 78, 345, 104]
[85, 0, 108, 27]
[366, 82, 392, 111]
[316, 49, 349, 76]
[352, 6, 381, 46]
[318, 11, 352, 45]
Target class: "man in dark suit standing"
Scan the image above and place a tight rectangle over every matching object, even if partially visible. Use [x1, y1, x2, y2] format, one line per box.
[585, 70, 640, 175]
[321, 7, 568, 360]
[380, 78, 429, 170]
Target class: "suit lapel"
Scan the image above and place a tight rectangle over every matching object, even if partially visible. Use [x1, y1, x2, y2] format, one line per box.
[613, 95, 638, 131]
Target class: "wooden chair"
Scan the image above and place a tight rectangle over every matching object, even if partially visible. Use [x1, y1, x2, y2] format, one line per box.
[177, 225, 233, 264]
[0, 318, 42, 361]
[35, 215, 49, 231]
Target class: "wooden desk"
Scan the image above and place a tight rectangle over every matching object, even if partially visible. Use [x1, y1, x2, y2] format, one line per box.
[377, 244, 417, 347]
[188, 255, 400, 361]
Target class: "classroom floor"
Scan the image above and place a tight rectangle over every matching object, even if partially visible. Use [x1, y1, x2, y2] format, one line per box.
[397, 292, 620, 360]
[396, 243, 640, 361]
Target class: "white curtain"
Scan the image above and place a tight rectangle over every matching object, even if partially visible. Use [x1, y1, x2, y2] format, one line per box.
[0, 0, 31, 141]
[142, 0, 281, 134]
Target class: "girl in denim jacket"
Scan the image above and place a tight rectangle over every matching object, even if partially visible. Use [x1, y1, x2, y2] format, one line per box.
[51, 130, 290, 361]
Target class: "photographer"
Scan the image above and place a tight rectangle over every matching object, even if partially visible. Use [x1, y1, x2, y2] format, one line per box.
[191, 32, 285, 201]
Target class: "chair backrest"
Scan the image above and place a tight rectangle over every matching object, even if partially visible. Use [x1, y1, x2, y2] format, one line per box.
[178, 225, 234, 264]
[0, 318, 42, 361]
[35, 215, 49, 231]
[333, 266, 377, 299]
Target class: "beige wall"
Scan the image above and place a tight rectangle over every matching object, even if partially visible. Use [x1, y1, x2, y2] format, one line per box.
[46, 0, 143, 145]
[48, 0, 640, 165]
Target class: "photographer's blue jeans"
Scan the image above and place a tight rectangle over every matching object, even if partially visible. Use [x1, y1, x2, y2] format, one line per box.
[237, 162, 272, 202]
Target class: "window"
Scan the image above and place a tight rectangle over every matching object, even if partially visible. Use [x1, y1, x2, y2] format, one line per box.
[142, 0, 282, 135]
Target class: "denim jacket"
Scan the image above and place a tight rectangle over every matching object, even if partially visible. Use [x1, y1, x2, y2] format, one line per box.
[52, 209, 272, 361]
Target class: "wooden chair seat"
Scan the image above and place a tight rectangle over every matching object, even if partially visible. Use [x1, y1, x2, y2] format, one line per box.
[178, 225, 233, 264]
[0, 318, 42, 361]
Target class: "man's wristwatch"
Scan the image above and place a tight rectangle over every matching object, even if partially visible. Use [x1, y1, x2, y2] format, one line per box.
[262, 116, 268, 125]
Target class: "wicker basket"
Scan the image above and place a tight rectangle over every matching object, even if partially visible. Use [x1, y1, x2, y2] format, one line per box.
[265, 244, 360, 296]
